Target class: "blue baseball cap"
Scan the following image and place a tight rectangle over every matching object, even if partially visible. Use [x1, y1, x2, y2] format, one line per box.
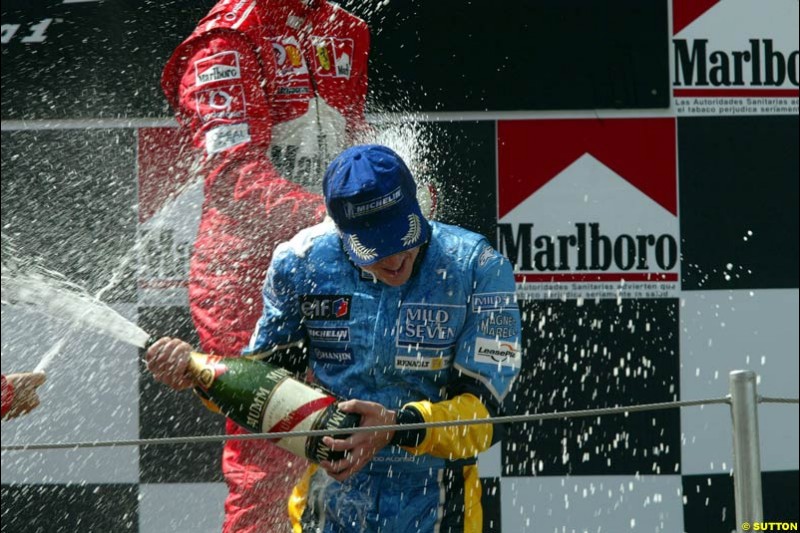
[323, 145, 430, 266]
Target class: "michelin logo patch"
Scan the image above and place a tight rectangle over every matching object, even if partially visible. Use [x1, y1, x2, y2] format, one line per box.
[307, 327, 350, 344]
[310, 346, 353, 365]
[471, 292, 517, 312]
[474, 338, 520, 368]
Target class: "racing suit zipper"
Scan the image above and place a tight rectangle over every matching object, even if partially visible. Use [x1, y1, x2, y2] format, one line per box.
[302, 35, 328, 166]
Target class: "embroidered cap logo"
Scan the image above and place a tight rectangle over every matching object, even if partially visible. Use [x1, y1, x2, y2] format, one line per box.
[401, 214, 422, 247]
[348, 234, 377, 262]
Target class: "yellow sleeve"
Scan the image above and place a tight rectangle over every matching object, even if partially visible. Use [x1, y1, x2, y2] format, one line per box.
[400, 393, 493, 459]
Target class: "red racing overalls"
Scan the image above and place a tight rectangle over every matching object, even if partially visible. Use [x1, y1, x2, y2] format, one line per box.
[161, 1, 369, 530]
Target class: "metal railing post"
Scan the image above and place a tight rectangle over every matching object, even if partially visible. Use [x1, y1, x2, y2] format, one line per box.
[729, 370, 764, 531]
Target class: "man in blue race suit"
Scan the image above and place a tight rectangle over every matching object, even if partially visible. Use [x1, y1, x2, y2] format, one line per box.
[147, 144, 522, 532]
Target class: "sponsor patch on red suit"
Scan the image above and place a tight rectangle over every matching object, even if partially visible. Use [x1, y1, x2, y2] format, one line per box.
[194, 85, 248, 123]
[311, 36, 354, 78]
[269, 36, 313, 102]
[194, 50, 242, 86]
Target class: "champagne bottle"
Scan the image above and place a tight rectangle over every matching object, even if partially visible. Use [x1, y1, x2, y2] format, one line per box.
[186, 352, 360, 463]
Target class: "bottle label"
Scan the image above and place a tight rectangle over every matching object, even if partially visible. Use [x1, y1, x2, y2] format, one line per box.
[262, 379, 335, 457]
[188, 353, 227, 390]
[245, 386, 272, 430]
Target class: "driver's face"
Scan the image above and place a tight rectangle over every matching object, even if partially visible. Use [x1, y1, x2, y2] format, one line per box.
[361, 247, 421, 286]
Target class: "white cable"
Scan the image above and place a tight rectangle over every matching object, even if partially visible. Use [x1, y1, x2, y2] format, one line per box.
[1, 396, 735, 452]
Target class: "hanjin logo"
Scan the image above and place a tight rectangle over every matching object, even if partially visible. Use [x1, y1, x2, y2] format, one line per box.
[300, 295, 352, 320]
[497, 119, 680, 300]
[195, 51, 241, 86]
[311, 347, 353, 364]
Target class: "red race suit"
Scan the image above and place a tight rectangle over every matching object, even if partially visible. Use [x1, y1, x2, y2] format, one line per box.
[161, 1, 369, 530]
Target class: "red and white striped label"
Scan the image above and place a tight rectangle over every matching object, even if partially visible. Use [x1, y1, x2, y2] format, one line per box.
[263, 379, 335, 457]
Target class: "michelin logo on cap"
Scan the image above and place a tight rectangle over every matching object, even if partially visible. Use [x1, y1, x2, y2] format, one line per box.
[344, 187, 403, 219]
